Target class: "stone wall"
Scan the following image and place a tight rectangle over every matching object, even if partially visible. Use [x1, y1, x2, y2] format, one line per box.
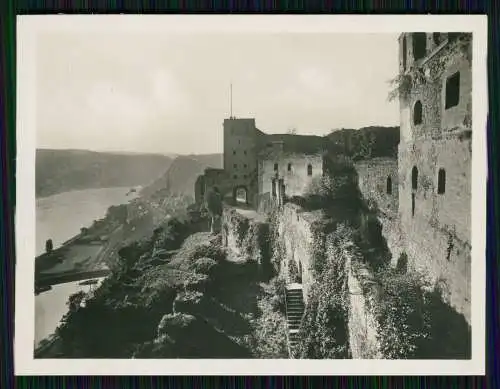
[345, 257, 382, 359]
[398, 137, 471, 323]
[274, 203, 324, 302]
[397, 34, 472, 324]
[398, 33, 472, 143]
[221, 207, 270, 268]
[273, 203, 383, 357]
[258, 152, 323, 207]
[223, 118, 260, 205]
[354, 157, 399, 218]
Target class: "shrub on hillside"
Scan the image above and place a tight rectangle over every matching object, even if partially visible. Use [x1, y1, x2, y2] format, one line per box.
[190, 257, 218, 277]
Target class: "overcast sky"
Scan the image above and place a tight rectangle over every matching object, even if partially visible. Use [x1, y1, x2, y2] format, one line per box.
[36, 32, 400, 155]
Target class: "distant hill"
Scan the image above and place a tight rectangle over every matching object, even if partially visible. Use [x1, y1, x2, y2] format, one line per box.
[140, 154, 223, 199]
[36, 149, 173, 198]
[187, 153, 223, 169]
[326, 126, 400, 160]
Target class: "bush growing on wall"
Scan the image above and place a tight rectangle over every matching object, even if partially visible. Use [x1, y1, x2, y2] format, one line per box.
[251, 275, 289, 358]
[375, 268, 431, 359]
[295, 272, 350, 359]
[295, 225, 351, 359]
[267, 210, 285, 275]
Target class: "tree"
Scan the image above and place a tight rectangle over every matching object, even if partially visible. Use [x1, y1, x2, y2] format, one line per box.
[45, 239, 53, 254]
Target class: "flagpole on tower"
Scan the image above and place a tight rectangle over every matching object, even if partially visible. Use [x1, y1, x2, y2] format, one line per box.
[230, 82, 233, 119]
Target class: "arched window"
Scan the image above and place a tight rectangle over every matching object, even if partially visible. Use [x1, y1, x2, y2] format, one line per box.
[271, 179, 276, 197]
[438, 169, 446, 194]
[412, 32, 427, 60]
[307, 164, 313, 176]
[235, 187, 247, 204]
[411, 166, 418, 190]
[413, 100, 423, 125]
[274, 163, 278, 171]
[445, 72, 460, 109]
[386, 176, 392, 195]
[288, 163, 292, 172]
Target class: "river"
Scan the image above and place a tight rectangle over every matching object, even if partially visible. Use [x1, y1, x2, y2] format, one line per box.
[35, 187, 137, 347]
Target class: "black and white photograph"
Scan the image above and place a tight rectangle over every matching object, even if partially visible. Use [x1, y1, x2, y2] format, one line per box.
[15, 15, 487, 375]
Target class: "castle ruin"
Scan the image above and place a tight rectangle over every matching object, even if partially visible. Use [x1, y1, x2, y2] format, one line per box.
[195, 32, 472, 325]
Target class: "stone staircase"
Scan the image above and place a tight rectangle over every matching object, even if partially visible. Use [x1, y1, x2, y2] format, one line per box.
[285, 283, 305, 358]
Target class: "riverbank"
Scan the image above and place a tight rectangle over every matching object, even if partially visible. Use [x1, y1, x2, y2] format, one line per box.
[34, 190, 196, 355]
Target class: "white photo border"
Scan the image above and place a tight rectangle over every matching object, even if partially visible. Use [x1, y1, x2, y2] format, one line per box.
[15, 14, 488, 376]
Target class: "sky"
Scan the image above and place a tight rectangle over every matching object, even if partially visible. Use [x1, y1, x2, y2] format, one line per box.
[36, 32, 400, 155]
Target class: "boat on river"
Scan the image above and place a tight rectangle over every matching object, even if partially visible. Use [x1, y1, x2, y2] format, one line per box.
[78, 279, 99, 286]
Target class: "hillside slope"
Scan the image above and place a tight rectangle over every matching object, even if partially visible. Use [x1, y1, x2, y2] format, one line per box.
[36, 149, 173, 198]
[140, 154, 222, 199]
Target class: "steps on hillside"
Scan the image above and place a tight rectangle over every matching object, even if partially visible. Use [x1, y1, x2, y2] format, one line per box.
[285, 285, 305, 358]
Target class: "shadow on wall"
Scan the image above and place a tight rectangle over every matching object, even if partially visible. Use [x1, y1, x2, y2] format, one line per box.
[419, 288, 471, 359]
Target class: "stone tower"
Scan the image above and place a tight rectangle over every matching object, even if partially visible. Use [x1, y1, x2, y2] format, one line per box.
[223, 118, 259, 205]
[397, 32, 472, 323]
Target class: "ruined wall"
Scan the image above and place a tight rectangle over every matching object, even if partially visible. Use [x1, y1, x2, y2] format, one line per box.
[194, 175, 205, 204]
[354, 157, 404, 268]
[397, 33, 472, 324]
[398, 137, 471, 322]
[273, 203, 383, 357]
[399, 35, 472, 143]
[346, 258, 382, 359]
[354, 157, 399, 217]
[258, 151, 323, 207]
[274, 203, 323, 302]
[221, 207, 270, 268]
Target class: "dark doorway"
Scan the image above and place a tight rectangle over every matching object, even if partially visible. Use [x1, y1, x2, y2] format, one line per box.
[234, 187, 248, 204]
